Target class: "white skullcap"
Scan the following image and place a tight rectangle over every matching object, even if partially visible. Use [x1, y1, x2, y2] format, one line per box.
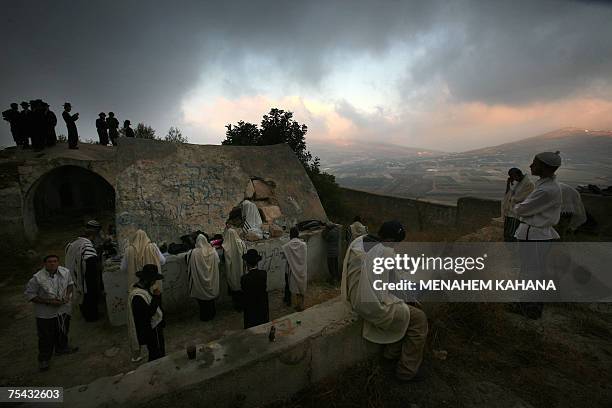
[535, 151, 562, 167]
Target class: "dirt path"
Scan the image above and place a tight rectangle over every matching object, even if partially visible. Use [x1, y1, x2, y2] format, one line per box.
[0, 277, 339, 388]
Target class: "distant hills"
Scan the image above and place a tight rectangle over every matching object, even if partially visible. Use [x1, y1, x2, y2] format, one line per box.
[462, 127, 612, 164]
[313, 128, 612, 204]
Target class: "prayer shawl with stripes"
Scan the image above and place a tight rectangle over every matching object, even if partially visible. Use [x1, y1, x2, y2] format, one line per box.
[127, 287, 163, 355]
[242, 200, 263, 238]
[186, 234, 220, 300]
[65, 237, 97, 305]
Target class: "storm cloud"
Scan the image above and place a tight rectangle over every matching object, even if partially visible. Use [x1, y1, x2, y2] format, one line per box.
[2, 0, 612, 149]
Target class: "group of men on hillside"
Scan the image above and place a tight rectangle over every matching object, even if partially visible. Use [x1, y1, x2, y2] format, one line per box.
[3, 101, 136, 150]
[24, 150, 576, 382]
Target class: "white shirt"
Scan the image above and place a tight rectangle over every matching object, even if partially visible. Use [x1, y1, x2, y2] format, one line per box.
[24, 266, 74, 318]
[513, 176, 562, 241]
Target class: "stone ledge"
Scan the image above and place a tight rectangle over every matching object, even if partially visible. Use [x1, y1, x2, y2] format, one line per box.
[59, 297, 379, 408]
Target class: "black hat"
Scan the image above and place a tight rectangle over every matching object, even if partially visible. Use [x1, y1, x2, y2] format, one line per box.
[21, 101, 29, 107]
[135, 264, 164, 281]
[242, 249, 262, 265]
[99, 112, 106, 117]
[63, 102, 71, 107]
[378, 220, 406, 242]
[86, 220, 101, 230]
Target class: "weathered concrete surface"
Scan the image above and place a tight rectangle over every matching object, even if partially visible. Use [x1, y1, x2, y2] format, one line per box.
[62, 297, 379, 408]
[115, 138, 327, 246]
[104, 229, 331, 326]
[0, 140, 327, 251]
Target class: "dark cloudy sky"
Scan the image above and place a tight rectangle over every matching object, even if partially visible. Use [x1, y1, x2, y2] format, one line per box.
[2, 0, 612, 151]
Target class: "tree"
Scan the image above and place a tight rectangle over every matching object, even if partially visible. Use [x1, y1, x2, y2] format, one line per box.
[222, 121, 261, 146]
[222, 108, 344, 219]
[164, 126, 188, 143]
[134, 123, 157, 140]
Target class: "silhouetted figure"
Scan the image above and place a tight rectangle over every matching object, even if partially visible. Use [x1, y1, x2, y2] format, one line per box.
[2, 103, 21, 146]
[96, 112, 109, 145]
[43, 103, 57, 147]
[19, 102, 32, 148]
[106, 112, 119, 146]
[124, 120, 135, 138]
[62, 103, 79, 149]
[30, 100, 47, 152]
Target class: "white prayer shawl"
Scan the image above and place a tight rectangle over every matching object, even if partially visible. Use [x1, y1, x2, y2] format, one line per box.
[242, 200, 263, 238]
[501, 177, 535, 218]
[124, 230, 163, 292]
[222, 228, 246, 291]
[282, 238, 308, 295]
[186, 235, 220, 300]
[126, 287, 163, 354]
[340, 236, 410, 344]
[514, 176, 562, 241]
[349, 222, 368, 241]
[559, 183, 587, 230]
[65, 237, 97, 305]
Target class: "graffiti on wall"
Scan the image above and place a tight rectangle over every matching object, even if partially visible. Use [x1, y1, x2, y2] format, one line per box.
[116, 160, 244, 243]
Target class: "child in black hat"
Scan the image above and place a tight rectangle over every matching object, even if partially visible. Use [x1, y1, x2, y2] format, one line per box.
[240, 249, 269, 329]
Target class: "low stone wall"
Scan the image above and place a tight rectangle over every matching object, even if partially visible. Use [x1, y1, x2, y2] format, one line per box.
[338, 187, 499, 236]
[103, 229, 331, 326]
[62, 297, 379, 408]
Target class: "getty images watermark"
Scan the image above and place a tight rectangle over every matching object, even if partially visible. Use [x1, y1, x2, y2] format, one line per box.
[360, 242, 612, 302]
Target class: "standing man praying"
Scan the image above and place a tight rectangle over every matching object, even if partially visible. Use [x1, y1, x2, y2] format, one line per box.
[513, 151, 563, 319]
[62, 102, 79, 149]
[282, 227, 308, 311]
[501, 168, 534, 241]
[25, 255, 79, 372]
[241, 249, 269, 329]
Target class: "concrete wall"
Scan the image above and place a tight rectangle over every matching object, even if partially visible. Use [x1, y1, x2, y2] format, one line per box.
[63, 297, 380, 408]
[103, 229, 330, 326]
[338, 187, 499, 236]
[115, 139, 327, 246]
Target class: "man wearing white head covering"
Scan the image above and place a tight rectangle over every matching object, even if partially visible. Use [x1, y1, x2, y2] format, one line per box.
[121, 229, 166, 292]
[349, 216, 368, 243]
[222, 227, 246, 309]
[241, 200, 263, 239]
[282, 227, 308, 311]
[341, 221, 428, 382]
[186, 234, 220, 321]
[512, 151, 563, 319]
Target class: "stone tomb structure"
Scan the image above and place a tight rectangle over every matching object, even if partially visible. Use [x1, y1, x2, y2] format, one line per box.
[0, 139, 330, 325]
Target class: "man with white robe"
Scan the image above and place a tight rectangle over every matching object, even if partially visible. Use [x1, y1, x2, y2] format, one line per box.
[341, 221, 428, 381]
[222, 227, 246, 310]
[242, 200, 263, 239]
[513, 151, 563, 319]
[65, 225, 100, 322]
[282, 227, 307, 311]
[121, 229, 165, 293]
[349, 216, 368, 243]
[501, 168, 534, 241]
[186, 234, 220, 321]
[557, 183, 587, 240]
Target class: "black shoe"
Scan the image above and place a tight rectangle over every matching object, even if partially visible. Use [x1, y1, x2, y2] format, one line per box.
[39, 360, 50, 372]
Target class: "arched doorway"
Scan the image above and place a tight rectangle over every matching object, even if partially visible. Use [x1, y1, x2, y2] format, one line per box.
[24, 166, 115, 240]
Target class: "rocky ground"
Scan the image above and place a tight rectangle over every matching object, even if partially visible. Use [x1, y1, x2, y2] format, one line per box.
[267, 302, 612, 408]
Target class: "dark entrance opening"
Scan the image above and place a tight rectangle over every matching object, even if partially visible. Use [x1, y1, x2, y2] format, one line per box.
[32, 166, 115, 232]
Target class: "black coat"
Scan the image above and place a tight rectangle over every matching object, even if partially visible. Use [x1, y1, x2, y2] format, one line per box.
[241, 268, 269, 329]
